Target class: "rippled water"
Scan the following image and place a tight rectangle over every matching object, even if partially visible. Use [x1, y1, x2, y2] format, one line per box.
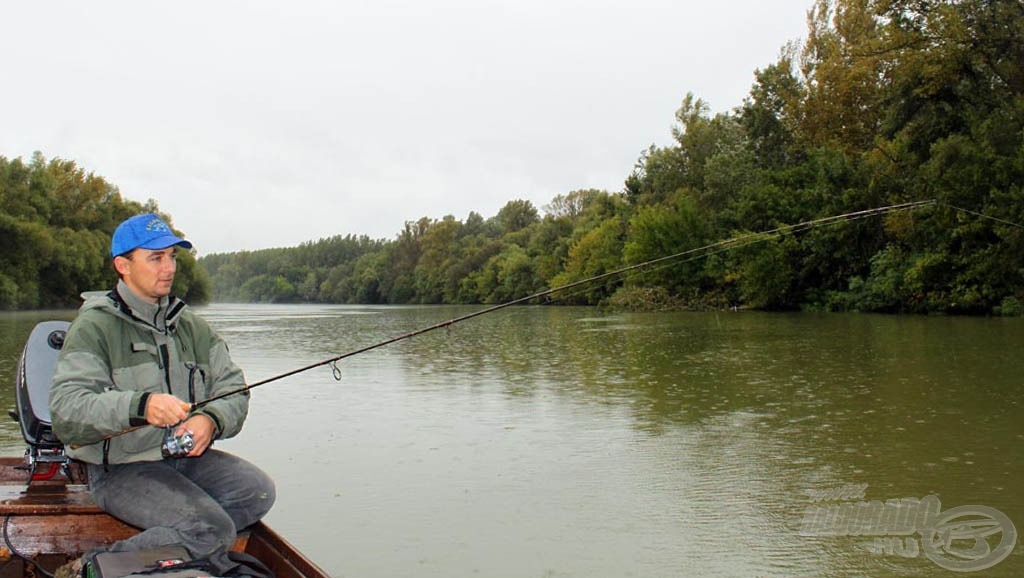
[1, 305, 1022, 577]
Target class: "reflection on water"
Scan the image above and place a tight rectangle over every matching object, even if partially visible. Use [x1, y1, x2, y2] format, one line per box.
[2, 304, 1022, 577]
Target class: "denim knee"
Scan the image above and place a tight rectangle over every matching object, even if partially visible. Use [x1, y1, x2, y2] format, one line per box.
[249, 470, 276, 521]
[227, 468, 276, 529]
[188, 507, 238, 557]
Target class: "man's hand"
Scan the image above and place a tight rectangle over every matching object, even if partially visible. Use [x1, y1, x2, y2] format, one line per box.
[178, 414, 216, 457]
[145, 393, 190, 427]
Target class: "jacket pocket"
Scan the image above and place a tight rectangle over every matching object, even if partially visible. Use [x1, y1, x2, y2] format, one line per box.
[111, 362, 166, 394]
[115, 342, 167, 392]
[116, 425, 164, 456]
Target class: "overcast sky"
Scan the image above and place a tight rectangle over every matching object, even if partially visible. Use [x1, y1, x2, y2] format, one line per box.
[2, 1, 811, 255]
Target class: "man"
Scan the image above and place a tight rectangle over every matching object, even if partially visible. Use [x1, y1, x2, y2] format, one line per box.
[50, 213, 275, 577]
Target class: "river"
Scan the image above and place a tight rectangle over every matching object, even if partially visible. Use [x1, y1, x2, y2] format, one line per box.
[1, 304, 1022, 577]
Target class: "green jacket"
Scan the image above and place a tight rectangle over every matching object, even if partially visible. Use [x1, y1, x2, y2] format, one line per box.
[50, 281, 249, 465]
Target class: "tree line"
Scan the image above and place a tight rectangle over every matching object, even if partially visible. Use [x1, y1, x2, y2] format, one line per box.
[4, 0, 1022, 314]
[202, 0, 1024, 314]
[0, 152, 210, 309]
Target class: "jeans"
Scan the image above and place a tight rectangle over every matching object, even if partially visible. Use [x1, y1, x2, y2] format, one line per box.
[87, 450, 276, 563]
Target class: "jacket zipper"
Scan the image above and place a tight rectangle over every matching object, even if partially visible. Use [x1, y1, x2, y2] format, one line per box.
[186, 363, 198, 404]
[159, 344, 172, 394]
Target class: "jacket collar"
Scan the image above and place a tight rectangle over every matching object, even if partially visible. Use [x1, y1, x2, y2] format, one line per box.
[108, 280, 187, 333]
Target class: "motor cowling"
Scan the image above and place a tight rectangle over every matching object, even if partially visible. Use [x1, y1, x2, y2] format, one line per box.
[13, 321, 70, 451]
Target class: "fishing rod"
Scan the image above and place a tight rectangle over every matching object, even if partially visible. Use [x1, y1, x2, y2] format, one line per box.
[191, 198, 937, 410]
[75, 198, 938, 449]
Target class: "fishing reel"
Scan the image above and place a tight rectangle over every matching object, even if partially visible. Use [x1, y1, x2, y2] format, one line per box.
[161, 427, 196, 457]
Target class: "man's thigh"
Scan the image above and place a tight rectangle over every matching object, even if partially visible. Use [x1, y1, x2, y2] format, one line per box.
[176, 450, 276, 528]
[88, 460, 227, 532]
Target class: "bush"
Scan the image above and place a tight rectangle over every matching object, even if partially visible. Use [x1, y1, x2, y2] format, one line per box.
[997, 296, 1022, 316]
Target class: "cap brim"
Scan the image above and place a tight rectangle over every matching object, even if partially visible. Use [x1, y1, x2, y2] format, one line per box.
[137, 235, 193, 251]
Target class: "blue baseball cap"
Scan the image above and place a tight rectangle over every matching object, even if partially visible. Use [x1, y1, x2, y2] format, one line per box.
[111, 214, 193, 257]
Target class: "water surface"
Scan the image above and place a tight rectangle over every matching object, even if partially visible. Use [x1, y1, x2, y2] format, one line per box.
[1, 305, 1021, 577]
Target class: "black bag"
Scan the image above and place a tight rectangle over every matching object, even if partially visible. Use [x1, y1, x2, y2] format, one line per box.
[216, 552, 275, 578]
[89, 547, 209, 578]
[88, 548, 274, 578]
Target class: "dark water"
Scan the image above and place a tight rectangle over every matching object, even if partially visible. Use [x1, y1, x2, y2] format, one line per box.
[1, 305, 1022, 577]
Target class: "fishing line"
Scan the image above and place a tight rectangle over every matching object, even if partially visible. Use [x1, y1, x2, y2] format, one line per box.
[82, 199, 941, 446]
[535, 199, 936, 305]
[192, 199, 936, 410]
[548, 232, 764, 305]
[939, 203, 1024, 231]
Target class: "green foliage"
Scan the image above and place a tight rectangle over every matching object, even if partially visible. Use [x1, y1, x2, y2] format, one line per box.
[548, 217, 626, 304]
[726, 233, 800, 310]
[12, 0, 1024, 315]
[494, 200, 540, 235]
[623, 192, 712, 294]
[240, 275, 297, 303]
[202, 235, 384, 303]
[0, 153, 209, 309]
[195, 0, 1024, 314]
[466, 244, 538, 303]
[603, 286, 685, 312]
[998, 296, 1022, 317]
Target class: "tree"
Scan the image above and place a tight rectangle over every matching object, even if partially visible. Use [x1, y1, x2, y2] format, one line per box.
[192, 0, 1024, 315]
[797, 0, 889, 153]
[726, 233, 800, 309]
[624, 145, 689, 206]
[548, 217, 626, 304]
[543, 189, 606, 220]
[414, 216, 461, 303]
[494, 200, 540, 235]
[740, 54, 804, 169]
[623, 192, 714, 296]
[0, 153, 205, 309]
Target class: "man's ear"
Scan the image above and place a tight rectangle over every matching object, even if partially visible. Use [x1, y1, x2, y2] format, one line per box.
[113, 255, 132, 277]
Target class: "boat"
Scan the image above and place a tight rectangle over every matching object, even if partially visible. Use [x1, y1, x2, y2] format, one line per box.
[1, 321, 331, 578]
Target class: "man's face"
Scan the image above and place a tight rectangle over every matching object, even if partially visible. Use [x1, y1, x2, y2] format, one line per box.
[114, 247, 178, 303]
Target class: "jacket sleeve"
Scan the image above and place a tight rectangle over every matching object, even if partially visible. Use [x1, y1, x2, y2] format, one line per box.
[50, 315, 148, 446]
[193, 328, 249, 440]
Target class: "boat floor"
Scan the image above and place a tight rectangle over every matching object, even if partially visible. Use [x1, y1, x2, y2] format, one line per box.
[0, 458, 327, 578]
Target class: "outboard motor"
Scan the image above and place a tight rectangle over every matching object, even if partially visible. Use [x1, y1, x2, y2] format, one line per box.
[10, 320, 71, 481]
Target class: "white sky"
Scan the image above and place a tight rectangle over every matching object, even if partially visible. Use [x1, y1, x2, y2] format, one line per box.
[2, 1, 810, 255]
